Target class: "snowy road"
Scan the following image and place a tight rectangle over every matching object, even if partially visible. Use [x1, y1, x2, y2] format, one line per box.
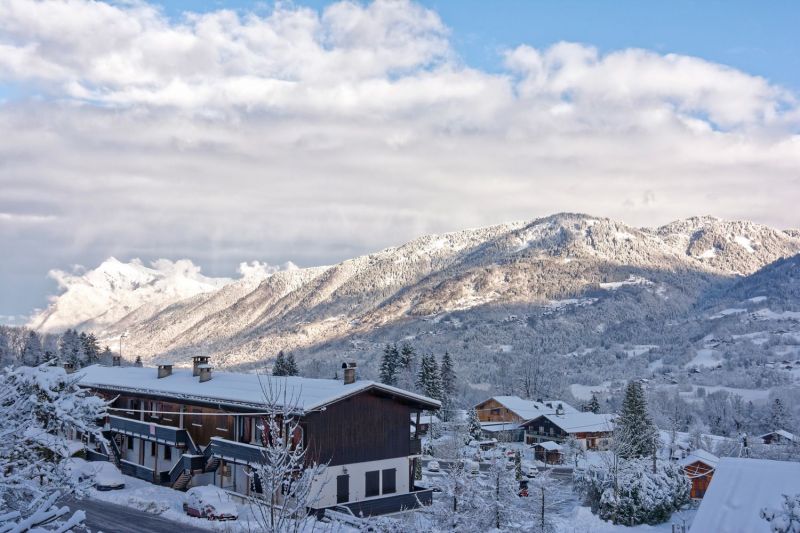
[61, 497, 211, 533]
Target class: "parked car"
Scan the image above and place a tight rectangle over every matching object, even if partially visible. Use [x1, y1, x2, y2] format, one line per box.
[72, 461, 125, 491]
[184, 486, 239, 521]
[463, 459, 480, 475]
[427, 460, 440, 472]
[521, 462, 538, 478]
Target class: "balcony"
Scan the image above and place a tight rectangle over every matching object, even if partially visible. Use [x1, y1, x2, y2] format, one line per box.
[409, 438, 422, 456]
[107, 415, 196, 451]
[208, 437, 265, 466]
[319, 487, 434, 518]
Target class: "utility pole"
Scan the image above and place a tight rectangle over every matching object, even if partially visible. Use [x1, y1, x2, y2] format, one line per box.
[119, 331, 129, 363]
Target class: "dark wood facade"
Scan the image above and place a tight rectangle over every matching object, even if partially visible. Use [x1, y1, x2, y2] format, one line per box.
[474, 398, 524, 423]
[303, 390, 413, 467]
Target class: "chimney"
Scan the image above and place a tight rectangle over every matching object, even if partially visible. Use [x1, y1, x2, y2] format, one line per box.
[342, 361, 357, 385]
[112, 355, 121, 367]
[157, 362, 173, 379]
[62, 361, 75, 374]
[198, 364, 213, 383]
[192, 355, 210, 377]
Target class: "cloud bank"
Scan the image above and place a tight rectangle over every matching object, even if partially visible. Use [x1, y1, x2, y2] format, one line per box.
[1, 0, 799, 318]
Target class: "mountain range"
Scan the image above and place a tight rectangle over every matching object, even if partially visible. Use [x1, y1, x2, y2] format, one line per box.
[28, 213, 800, 395]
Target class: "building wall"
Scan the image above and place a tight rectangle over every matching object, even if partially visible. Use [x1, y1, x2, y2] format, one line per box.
[312, 456, 411, 509]
[474, 399, 523, 423]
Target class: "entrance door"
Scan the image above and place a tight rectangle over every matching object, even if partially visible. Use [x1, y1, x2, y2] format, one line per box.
[336, 474, 349, 504]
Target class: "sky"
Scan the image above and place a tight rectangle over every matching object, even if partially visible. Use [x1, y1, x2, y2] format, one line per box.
[1, 0, 799, 324]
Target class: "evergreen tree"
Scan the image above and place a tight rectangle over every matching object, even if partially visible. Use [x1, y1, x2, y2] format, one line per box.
[399, 342, 415, 370]
[616, 381, 658, 459]
[59, 329, 83, 367]
[514, 450, 523, 481]
[21, 330, 44, 366]
[770, 398, 789, 431]
[0, 329, 12, 366]
[416, 354, 442, 400]
[467, 407, 483, 441]
[81, 332, 100, 365]
[100, 346, 113, 365]
[587, 394, 601, 414]
[440, 351, 457, 420]
[379, 343, 399, 386]
[272, 350, 288, 376]
[284, 353, 299, 376]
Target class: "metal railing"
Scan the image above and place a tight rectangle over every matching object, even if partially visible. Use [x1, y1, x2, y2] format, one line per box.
[120, 460, 156, 482]
[107, 415, 196, 451]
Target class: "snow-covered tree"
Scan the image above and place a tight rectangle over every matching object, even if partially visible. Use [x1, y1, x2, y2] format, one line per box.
[467, 407, 482, 441]
[439, 351, 457, 421]
[416, 354, 442, 400]
[770, 398, 790, 431]
[272, 351, 288, 376]
[761, 493, 800, 533]
[249, 376, 327, 533]
[21, 330, 44, 367]
[379, 343, 399, 386]
[616, 381, 658, 458]
[586, 394, 601, 414]
[284, 353, 299, 376]
[0, 364, 107, 531]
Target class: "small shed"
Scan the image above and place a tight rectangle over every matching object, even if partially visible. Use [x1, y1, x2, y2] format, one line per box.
[759, 429, 797, 445]
[679, 449, 718, 499]
[533, 441, 564, 464]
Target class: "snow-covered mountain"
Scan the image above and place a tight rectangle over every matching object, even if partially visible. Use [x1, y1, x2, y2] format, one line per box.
[29, 214, 800, 375]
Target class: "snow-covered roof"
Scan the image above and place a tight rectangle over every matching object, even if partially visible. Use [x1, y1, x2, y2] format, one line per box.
[529, 412, 615, 434]
[480, 421, 521, 433]
[679, 449, 719, 468]
[77, 364, 440, 412]
[690, 458, 800, 533]
[480, 396, 578, 420]
[534, 441, 563, 451]
[759, 429, 797, 442]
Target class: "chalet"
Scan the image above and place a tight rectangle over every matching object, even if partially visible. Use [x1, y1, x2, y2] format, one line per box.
[759, 429, 797, 445]
[679, 449, 718, 499]
[410, 414, 441, 436]
[474, 396, 579, 424]
[519, 412, 615, 449]
[532, 441, 564, 464]
[76, 358, 440, 517]
[690, 458, 800, 533]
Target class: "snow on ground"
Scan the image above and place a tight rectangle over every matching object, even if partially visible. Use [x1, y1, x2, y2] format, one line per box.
[599, 276, 652, 290]
[570, 382, 611, 401]
[698, 248, 717, 259]
[747, 295, 768, 303]
[678, 385, 772, 403]
[553, 506, 696, 533]
[734, 236, 755, 253]
[548, 298, 598, 310]
[709, 307, 747, 319]
[684, 348, 719, 369]
[751, 309, 800, 321]
[624, 345, 658, 357]
[648, 359, 664, 373]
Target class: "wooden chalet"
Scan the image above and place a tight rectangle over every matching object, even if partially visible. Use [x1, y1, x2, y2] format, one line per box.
[679, 449, 718, 499]
[759, 429, 797, 445]
[532, 441, 564, 464]
[77, 358, 440, 517]
[473, 396, 580, 442]
[519, 412, 615, 450]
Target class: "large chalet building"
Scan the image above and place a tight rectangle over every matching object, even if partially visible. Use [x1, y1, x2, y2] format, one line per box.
[474, 395, 614, 449]
[76, 357, 440, 516]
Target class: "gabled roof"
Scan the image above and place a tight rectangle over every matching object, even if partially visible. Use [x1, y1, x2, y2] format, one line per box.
[480, 421, 522, 433]
[77, 364, 440, 412]
[758, 429, 797, 442]
[679, 449, 719, 468]
[534, 441, 563, 451]
[690, 458, 800, 533]
[478, 395, 578, 420]
[524, 412, 616, 434]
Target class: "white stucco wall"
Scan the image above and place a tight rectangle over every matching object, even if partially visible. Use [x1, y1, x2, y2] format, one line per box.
[312, 456, 411, 508]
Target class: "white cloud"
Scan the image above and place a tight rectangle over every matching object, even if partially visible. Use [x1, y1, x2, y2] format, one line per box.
[0, 0, 799, 317]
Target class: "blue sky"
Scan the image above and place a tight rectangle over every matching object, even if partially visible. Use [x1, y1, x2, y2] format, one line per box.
[153, 0, 800, 92]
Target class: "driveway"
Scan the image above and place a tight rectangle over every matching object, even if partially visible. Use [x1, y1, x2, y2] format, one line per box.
[61, 496, 211, 533]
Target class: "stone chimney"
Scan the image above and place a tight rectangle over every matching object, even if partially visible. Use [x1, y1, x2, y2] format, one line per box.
[62, 361, 75, 374]
[192, 355, 210, 377]
[198, 364, 213, 383]
[112, 355, 121, 367]
[157, 362, 173, 379]
[342, 361, 357, 385]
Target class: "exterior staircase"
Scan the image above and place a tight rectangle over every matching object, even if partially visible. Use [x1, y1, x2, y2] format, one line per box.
[172, 470, 192, 490]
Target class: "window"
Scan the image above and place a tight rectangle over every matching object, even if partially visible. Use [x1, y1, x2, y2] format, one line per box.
[164, 446, 172, 461]
[381, 469, 396, 494]
[365, 470, 380, 497]
[490, 408, 500, 415]
[539, 425, 544, 434]
[151, 441, 157, 456]
[127, 437, 134, 450]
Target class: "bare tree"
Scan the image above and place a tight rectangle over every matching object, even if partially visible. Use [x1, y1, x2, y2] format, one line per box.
[248, 375, 327, 533]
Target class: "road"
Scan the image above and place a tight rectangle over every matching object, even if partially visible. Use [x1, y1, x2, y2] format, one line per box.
[61, 497, 211, 533]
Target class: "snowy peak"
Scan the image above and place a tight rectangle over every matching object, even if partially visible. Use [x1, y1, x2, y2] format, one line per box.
[29, 258, 235, 333]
